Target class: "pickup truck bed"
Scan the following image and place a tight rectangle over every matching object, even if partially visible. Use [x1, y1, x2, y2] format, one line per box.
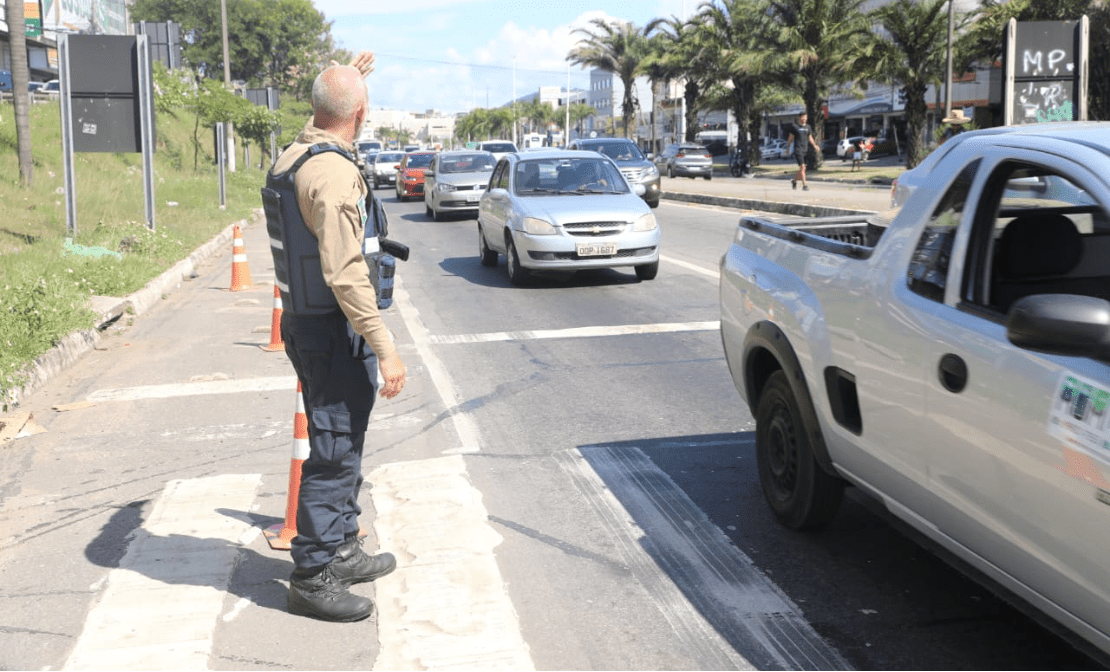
[720, 123, 1110, 665]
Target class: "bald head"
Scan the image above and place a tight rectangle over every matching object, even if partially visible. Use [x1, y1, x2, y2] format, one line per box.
[311, 65, 367, 139]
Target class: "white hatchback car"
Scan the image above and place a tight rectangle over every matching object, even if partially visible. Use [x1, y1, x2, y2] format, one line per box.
[477, 150, 660, 285]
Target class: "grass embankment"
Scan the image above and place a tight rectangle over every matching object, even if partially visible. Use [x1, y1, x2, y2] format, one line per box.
[0, 99, 308, 408]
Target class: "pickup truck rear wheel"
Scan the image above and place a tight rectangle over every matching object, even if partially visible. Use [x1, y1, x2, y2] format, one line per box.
[755, 370, 844, 530]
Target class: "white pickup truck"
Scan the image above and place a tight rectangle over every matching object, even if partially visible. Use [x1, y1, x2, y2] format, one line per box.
[720, 123, 1110, 663]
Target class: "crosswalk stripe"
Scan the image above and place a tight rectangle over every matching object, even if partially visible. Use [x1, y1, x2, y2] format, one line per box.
[63, 474, 261, 671]
[428, 321, 720, 345]
[370, 455, 534, 671]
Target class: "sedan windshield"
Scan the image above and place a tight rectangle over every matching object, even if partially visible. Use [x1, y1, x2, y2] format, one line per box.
[514, 158, 628, 196]
[591, 142, 644, 162]
[441, 154, 496, 173]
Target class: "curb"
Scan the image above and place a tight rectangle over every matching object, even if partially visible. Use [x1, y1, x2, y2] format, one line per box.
[662, 191, 876, 218]
[2, 211, 262, 412]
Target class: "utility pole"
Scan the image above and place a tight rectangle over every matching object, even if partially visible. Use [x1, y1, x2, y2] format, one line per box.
[220, 0, 236, 172]
[944, 0, 954, 123]
[565, 64, 570, 146]
[512, 56, 517, 146]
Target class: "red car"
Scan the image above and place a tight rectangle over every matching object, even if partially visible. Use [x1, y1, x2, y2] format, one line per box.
[395, 151, 436, 201]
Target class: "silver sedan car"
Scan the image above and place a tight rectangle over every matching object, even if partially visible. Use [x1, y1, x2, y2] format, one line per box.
[477, 150, 660, 285]
[423, 150, 497, 220]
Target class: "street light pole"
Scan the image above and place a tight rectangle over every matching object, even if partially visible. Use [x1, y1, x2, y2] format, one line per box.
[944, 0, 954, 122]
[220, 0, 236, 172]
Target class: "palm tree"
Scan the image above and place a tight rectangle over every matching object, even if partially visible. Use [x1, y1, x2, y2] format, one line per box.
[695, 0, 779, 170]
[5, 1, 33, 186]
[644, 14, 714, 144]
[862, 0, 954, 169]
[764, 0, 873, 167]
[567, 18, 651, 139]
[567, 102, 596, 142]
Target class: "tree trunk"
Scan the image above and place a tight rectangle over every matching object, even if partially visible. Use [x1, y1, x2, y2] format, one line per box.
[6, 1, 34, 187]
[683, 81, 698, 142]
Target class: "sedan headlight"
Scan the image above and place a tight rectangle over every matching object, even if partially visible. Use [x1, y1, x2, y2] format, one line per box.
[438, 183, 457, 193]
[632, 213, 657, 232]
[522, 217, 557, 235]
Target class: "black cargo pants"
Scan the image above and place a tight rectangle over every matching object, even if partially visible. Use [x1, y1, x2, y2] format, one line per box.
[281, 310, 378, 572]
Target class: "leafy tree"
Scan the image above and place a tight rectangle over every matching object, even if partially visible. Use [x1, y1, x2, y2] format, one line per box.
[237, 105, 281, 168]
[763, 0, 874, 167]
[5, 1, 33, 186]
[130, 0, 342, 96]
[568, 19, 651, 139]
[862, 0, 957, 168]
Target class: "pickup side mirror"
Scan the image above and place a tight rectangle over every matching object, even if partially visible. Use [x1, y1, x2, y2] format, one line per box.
[422, 169, 433, 177]
[1006, 294, 1110, 361]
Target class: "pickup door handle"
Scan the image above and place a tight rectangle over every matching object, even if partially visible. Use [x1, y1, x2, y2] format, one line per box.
[938, 353, 968, 393]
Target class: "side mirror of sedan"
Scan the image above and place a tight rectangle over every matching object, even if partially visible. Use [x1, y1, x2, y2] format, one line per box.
[422, 169, 433, 177]
[633, 183, 646, 196]
[646, 152, 654, 160]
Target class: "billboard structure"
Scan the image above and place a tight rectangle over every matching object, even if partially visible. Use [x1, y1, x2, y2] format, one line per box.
[1003, 18, 1089, 125]
[59, 34, 157, 235]
[41, 0, 128, 35]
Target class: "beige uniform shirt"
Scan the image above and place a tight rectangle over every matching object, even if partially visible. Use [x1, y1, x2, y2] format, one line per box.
[272, 121, 395, 361]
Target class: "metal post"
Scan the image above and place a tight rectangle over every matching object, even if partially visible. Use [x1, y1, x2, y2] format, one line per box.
[217, 123, 227, 208]
[138, 35, 156, 230]
[59, 36, 77, 238]
[944, 0, 954, 121]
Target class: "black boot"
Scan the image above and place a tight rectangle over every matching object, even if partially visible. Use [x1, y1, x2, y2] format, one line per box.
[330, 536, 397, 586]
[288, 565, 374, 622]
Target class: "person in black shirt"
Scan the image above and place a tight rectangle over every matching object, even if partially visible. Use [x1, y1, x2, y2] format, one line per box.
[787, 112, 821, 191]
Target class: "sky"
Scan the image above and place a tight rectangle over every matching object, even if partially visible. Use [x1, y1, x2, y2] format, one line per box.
[312, 0, 690, 115]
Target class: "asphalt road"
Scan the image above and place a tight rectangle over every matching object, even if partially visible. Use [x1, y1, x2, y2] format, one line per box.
[0, 178, 1104, 670]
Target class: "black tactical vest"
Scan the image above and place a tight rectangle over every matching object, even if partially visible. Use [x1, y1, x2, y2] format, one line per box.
[261, 143, 395, 314]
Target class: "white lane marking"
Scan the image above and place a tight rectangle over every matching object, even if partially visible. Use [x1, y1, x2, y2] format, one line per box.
[391, 277, 482, 453]
[661, 253, 718, 279]
[557, 446, 852, 671]
[64, 474, 262, 671]
[428, 321, 719, 345]
[87, 376, 297, 402]
[370, 455, 534, 671]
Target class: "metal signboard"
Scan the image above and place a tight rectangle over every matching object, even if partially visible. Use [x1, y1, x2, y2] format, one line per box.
[1003, 18, 1089, 125]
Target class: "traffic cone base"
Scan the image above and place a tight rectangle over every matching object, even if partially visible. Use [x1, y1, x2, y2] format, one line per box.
[228, 224, 253, 291]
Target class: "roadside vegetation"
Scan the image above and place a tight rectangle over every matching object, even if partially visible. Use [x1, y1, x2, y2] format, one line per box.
[1, 0, 338, 410]
[0, 90, 312, 409]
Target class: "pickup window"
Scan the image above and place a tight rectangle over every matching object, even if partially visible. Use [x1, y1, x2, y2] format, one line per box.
[907, 160, 980, 301]
[963, 162, 1110, 314]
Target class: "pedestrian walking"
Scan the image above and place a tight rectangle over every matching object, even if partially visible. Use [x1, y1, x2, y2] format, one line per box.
[264, 51, 406, 623]
[787, 112, 821, 191]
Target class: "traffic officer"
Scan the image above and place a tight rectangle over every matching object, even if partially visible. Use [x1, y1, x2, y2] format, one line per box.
[267, 53, 406, 622]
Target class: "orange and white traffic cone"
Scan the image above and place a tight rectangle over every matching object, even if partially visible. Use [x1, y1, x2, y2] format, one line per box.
[228, 224, 253, 291]
[264, 382, 310, 551]
[263, 382, 367, 551]
[259, 285, 284, 352]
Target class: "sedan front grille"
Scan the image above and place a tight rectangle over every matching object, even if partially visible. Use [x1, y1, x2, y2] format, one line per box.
[563, 221, 626, 237]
